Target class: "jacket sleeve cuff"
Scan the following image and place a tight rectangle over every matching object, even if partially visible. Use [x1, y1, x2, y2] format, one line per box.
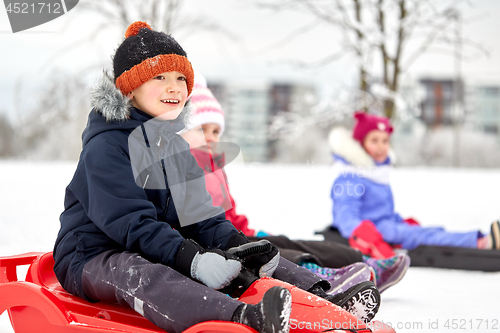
[225, 231, 250, 250]
[174, 239, 202, 277]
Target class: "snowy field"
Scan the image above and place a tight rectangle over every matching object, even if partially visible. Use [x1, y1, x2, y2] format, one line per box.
[1, 160, 500, 332]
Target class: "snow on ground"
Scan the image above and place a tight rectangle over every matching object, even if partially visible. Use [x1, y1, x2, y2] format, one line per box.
[1, 160, 500, 332]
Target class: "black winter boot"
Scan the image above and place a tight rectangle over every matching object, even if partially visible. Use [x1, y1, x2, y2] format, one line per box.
[309, 280, 380, 323]
[231, 286, 292, 333]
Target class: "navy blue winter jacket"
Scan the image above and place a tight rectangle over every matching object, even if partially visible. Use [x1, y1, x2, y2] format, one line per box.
[53, 72, 238, 300]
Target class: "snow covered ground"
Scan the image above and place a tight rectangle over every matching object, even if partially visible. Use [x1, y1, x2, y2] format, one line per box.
[1, 160, 500, 332]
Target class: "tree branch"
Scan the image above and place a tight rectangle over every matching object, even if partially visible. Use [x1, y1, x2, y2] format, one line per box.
[251, 19, 322, 54]
[376, 0, 389, 87]
[402, 12, 457, 71]
[269, 48, 348, 69]
[392, 0, 408, 91]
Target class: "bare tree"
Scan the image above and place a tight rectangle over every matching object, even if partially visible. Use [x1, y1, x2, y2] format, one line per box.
[77, 0, 234, 35]
[60, 0, 239, 60]
[15, 70, 90, 160]
[0, 114, 15, 157]
[268, 86, 374, 142]
[255, 0, 488, 118]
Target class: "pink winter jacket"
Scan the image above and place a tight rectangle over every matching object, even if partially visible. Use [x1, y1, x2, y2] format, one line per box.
[190, 148, 256, 237]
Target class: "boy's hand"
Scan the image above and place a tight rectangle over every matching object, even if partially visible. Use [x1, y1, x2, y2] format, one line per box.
[227, 239, 280, 278]
[175, 240, 241, 290]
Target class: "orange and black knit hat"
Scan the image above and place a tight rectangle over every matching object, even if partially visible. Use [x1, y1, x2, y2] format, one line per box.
[113, 21, 194, 97]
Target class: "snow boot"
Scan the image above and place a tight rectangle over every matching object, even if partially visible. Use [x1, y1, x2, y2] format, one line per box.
[363, 253, 410, 293]
[309, 280, 380, 323]
[231, 286, 292, 333]
[491, 221, 500, 250]
[301, 262, 374, 295]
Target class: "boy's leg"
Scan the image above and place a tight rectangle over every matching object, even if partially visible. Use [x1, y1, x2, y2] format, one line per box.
[269, 256, 382, 324]
[250, 235, 363, 268]
[267, 247, 382, 323]
[82, 250, 241, 333]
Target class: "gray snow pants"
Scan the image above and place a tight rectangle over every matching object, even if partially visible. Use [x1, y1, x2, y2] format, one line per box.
[82, 250, 324, 333]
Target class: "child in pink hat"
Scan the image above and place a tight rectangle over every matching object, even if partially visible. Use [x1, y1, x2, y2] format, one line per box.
[329, 111, 500, 258]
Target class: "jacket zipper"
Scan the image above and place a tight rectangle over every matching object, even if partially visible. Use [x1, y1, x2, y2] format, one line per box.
[156, 136, 171, 220]
[141, 124, 170, 219]
[164, 196, 170, 220]
[156, 136, 166, 174]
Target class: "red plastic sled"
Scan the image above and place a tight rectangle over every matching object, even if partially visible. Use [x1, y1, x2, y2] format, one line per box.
[0, 252, 395, 333]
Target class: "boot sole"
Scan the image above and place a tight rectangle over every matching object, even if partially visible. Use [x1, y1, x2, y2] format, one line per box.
[261, 286, 292, 333]
[335, 281, 381, 323]
[227, 240, 272, 257]
[377, 254, 411, 293]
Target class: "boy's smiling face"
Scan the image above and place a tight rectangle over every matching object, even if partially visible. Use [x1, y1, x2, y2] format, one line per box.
[129, 71, 188, 119]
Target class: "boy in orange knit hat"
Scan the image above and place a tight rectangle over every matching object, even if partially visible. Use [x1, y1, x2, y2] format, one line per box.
[53, 21, 296, 333]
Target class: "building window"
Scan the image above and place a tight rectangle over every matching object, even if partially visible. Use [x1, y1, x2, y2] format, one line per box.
[483, 87, 500, 97]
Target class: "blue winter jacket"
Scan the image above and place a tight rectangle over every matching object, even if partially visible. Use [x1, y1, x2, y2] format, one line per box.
[329, 127, 480, 249]
[53, 73, 238, 301]
[331, 155, 404, 239]
[328, 127, 403, 239]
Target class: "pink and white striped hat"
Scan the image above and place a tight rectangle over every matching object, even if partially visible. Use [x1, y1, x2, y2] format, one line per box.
[187, 72, 225, 135]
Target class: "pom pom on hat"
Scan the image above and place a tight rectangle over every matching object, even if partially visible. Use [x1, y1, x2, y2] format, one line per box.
[352, 111, 393, 143]
[125, 21, 151, 38]
[186, 71, 225, 135]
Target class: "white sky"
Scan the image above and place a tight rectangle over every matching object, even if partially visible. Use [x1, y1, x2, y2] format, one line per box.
[1, 0, 500, 121]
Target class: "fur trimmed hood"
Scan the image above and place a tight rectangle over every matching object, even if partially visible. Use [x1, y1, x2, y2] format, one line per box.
[90, 70, 132, 122]
[90, 70, 190, 124]
[328, 126, 396, 167]
[328, 126, 396, 185]
[328, 127, 375, 167]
